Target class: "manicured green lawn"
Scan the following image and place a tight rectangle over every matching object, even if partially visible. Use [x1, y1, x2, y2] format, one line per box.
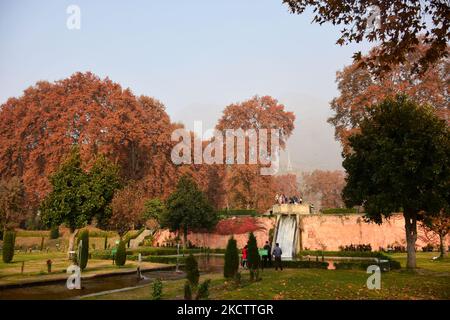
[388, 252, 450, 273]
[87, 253, 450, 300]
[0, 251, 170, 286]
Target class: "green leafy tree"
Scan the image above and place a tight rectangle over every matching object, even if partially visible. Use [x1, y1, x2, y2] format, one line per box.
[115, 240, 127, 266]
[247, 232, 261, 281]
[40, 148, 91, 255]
[143, 198, 166, 222]
[342, 95, 450, 269]
[142, 198, 167, 234]
[40, 148, 121, 256]
[88, 155, 122, 229]
[224, 236, 239, 279]
[2, 231, 16, 263]
[163, 175, 218, 248]
[77, 230, 89, 270]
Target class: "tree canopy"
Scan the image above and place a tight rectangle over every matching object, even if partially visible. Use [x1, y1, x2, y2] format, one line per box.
[329, 42, 449, 151]
[0, 72, 176, 207]
[342, 95, 450, 268]
[216, 96, 296, 212]
[110, 182, 145, 237]
[163, 174, 218, 247]
[283, 0, 449, 76]
[40, 147, 121, 232]
[0, 177, 25, 231]
[302, 170, 346, 209]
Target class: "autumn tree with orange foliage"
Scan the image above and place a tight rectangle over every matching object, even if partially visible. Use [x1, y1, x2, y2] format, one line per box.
[0, 72, 177, 208]
[110, 182, 146, 238]
[421, 209, 450, 258]
[0, 177, 26, 233]
[329, 42, 449, 152]
[284, 1, 449, 76]
[216, 96, 295, 213]
[301, 170, 346, 210]
[273, 174, 300, 197]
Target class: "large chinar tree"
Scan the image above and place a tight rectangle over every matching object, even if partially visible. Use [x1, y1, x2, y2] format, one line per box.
[163, 174, 218, 249]
[0, 177, 26, 234]
[40, 147, 121, 257]
[215, 96, 295, 212]
[0, 72, 177, 210]
[342, 95, 450, 269]
[283, 0, 449, 76]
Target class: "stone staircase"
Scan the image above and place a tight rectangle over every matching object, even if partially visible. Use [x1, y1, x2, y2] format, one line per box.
[129, 229, 152, 248]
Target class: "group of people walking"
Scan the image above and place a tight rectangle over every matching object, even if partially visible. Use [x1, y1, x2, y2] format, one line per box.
[240, 241, 284, 271]
[275, 193, 302, 205]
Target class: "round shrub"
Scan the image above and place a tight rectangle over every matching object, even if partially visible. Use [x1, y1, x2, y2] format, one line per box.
[196, 279, 211, 300]
[77, 230, 89, 270]
[185, 254, 199, 287]
[2, 231, 16, 263]
[115, 240, 127, 266]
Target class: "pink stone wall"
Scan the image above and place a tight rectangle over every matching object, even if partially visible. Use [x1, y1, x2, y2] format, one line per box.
[154, 217, 276, 249]
[300, 214, 446, 251]
[153, 214, 447, 251]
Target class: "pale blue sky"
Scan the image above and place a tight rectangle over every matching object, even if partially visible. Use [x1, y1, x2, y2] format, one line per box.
[0, 0, 371, 171]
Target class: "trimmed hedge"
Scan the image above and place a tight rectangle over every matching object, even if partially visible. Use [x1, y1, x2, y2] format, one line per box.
[87, 230, 118, 238]
[298, 250, 401, 270]
[321, 208, 359, 214]
[283, 260, 329, 269]
[115, 241, 127, 266]
[129, 255, 186, 264]
[298, 250, 388, 259]
[2, 231, 16, 263]
[77, 230, 89, 270]
[217, 209, 257, 217]
[334, 259, 401, 271]
[16, 230, 49, 238]
[127, 247, 225, 256]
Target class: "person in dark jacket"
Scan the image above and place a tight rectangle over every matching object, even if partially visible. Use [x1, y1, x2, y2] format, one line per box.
[263, 241, 272, 268]
[272, 243, 283, 271]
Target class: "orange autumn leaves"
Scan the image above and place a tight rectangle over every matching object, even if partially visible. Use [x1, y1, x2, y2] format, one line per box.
[329, 42, 449, 153]
[0, 72, 177, 207]
[0, 73, 297, 214]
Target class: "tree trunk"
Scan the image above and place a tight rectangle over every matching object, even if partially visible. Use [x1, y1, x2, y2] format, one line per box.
[67, 229, 79, 259]
[439, 233, 447, 258]
[404, 211, 417, 269]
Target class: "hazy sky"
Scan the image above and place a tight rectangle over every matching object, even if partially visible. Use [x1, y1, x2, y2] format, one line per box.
[0, 0, 372, 171]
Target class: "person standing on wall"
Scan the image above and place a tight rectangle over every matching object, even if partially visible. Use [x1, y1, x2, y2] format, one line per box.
[273, 243, 283, 271]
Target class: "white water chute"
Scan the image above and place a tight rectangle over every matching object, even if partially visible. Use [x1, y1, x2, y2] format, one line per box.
[274, 215, 297, 259]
